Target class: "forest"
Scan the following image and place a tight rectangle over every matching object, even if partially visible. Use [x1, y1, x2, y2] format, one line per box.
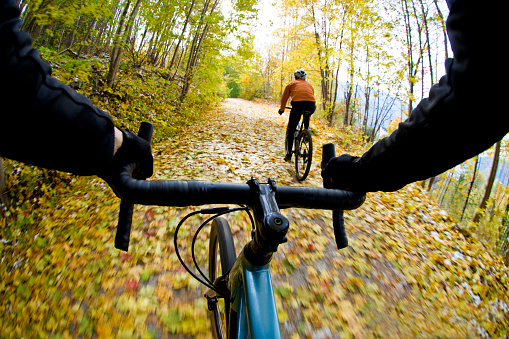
[9, 0, 505, 260]
[1, 0, 508, 336]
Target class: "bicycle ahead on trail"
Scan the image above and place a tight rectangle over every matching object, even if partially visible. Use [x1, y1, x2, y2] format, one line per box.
[284, 106, 313, 181]
[113, 122, 365, 339]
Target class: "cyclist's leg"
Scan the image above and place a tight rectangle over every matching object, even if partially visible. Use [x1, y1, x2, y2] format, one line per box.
[285, 106, 302, 158]
[299, 101, 316, 129]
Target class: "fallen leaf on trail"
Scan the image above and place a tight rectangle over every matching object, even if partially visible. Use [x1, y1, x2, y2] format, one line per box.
[126, 280, 139, 291]
[339, 300, 366, 339]
[2, 98, 508, 338]
[120, 252, 133, 262]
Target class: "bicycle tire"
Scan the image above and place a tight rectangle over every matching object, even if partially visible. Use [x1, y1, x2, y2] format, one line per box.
[295, 129, 313, 181]
[209, 217, 236, 339]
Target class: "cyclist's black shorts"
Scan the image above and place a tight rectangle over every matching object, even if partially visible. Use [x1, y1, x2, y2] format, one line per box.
[289, 101, 316, 131]
[290, 101, 316, 115]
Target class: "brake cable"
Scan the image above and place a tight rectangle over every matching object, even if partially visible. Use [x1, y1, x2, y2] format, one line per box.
[173, 206, 255, 298]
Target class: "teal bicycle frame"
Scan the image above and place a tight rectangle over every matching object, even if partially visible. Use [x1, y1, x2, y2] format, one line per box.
[113, 123, 365, 339]
[207, 178, 288, 339]
[227, 251, 281, 339]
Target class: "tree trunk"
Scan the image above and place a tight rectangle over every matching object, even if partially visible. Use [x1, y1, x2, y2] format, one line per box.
[124, 0, 142, 47]
[330, 67, 340, 126]
[349, 85, 359, 126]
[401, 0, 423, 117]
[461, 155, 479, 220]
[411, 0, 425, 100]
[311, 4, 332, 120]
[180, 0, 219, 101]
[78, 18, 97, 57]
[180, 0, 212, 99]
[107, 0, 142, 87]
[107, 0, 132, 88]
[67, 14, 81, 50]
[473, 141, 501, 224]
[167, 0, 196, 79]
[18, 0, 27, 11]
[438, 169, 454, 206]
[427, 176, 435, 191]
[279, 14, 288, 101]
[433, 0, 449, 59]
[419, 0, 434, 87]
[21, 0, 52, 33]
[88, 19, 104, 54]
[362, 44, 371, 133]
[311, 12, 328, 112]
[344, 81, 353, 127]
[500, 201, 509, 263]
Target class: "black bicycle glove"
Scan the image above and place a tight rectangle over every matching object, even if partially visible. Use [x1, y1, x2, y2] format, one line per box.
[99, 128, 153, 190]
[321, 154, 363, 191]
[278, 109, 284, 115]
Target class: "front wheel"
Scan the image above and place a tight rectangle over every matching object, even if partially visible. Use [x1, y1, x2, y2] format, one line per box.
[295, 129, 313, 181]
[209, 217, 236, 339]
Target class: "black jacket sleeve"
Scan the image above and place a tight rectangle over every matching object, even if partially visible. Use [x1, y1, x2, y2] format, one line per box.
[0, 0, 115, 176]
[324, 0, 509, 192]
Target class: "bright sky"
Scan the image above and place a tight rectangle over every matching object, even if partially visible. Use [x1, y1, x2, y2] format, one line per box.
[252, 0, 279, 50]
[220, 0, 278, 52]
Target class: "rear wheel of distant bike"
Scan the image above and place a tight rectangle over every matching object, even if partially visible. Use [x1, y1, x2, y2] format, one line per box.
[295, 129, 313, 181]
[209, 218, 236, 339]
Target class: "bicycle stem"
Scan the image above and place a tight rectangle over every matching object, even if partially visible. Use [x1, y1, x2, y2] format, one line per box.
[244, 178, 289, 266]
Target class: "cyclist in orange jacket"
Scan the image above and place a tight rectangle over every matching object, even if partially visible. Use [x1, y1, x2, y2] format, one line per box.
[279, 70, 316, 162]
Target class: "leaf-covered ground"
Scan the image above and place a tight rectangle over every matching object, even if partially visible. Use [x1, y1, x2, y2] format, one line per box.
[1, 98, 508, 338]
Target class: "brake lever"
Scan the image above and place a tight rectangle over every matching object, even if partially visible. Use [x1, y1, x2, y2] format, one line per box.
[321, 143, 348, 249]
[115, 121, 154, 251]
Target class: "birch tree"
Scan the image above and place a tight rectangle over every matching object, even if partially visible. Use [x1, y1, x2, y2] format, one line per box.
[473, 142, 501, 224]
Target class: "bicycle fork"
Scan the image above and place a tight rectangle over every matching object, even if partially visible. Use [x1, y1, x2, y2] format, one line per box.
[207, 178, 289, 339]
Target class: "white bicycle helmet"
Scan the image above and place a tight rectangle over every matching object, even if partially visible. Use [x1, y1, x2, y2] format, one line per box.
[294, 69, 307, 79]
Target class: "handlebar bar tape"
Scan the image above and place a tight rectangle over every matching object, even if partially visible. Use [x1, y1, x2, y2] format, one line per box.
[137, 121, 154, 142]
[333, 210, 348, 249]
[112, 137, 364, 251]
[114, 173, 365, 210]
[321, 143, 335, 170]
[115, 121, 154, 251]
[116, 201, 134, 251]
[322, 143, 348, 249]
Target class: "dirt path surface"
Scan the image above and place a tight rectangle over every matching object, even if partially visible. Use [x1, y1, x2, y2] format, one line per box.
[2, 98, 508, 338]
[155, 98, 323, 185]
[147, 98, 375, 338]
[142, 98, 508, 338]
